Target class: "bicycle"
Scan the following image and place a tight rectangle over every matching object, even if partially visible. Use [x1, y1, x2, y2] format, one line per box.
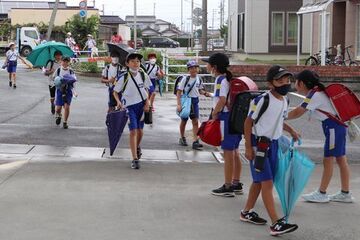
[305, 47, 336, 66]
[333, 45, 359, 66]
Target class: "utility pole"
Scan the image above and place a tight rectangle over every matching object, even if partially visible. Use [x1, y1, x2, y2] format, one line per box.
[181, 0, 184, 31]
[134, 0, 137, 49]
[219, 0, 224, 27]
[201, 0, 207, 52]
[191, 0, 194, 50]
[46, 0, 60, 41]
[153, 3, 156, 16]
[102, 4, 105, 16]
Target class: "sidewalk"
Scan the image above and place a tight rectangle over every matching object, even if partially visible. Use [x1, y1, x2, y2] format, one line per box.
[0, 158, 359, 240]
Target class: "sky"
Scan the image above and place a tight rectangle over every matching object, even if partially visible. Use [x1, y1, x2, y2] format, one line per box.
[66, 0, 227, 31]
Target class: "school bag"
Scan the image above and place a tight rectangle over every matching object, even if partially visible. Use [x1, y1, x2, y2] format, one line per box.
[173, 75, 187, 95]
[227, 76, 258, 109]
[104, 64, 122, 80]
[197, 120, 221, 146]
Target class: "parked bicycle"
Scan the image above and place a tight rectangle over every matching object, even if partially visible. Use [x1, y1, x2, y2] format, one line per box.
[305, 47, 336, 66]
[333, 45, 359, 66]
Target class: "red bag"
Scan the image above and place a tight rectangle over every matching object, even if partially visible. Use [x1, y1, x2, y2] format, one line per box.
[324, 84, 360, 122]
[228, 77, 258, 108]
[197, 120, 221, 147]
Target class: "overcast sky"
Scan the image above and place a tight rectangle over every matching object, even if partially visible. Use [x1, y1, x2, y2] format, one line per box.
[66, 0, 227, 31]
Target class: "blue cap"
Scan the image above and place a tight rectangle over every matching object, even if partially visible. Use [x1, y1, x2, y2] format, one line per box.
[186, 60, 199, 68]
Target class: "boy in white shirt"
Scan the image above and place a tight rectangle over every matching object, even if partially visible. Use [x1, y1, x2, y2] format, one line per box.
[53, 56, 77, 129]
[113, 52, 152, 169]
[176, 60, 211, 150]
[145, 53, 163, 111]
[84, 34, 96, 57]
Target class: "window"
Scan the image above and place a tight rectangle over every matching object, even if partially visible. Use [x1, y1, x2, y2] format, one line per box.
[272, 12, 285, 45]
[287, 13, 298, 45]
[24, 30, 38, 39]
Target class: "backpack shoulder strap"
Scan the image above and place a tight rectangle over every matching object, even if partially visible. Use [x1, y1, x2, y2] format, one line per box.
[56, 68, 61, 76]
[254, 93, 270, 124]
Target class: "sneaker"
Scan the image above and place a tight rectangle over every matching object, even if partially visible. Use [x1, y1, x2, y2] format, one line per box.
[232, 182, 244, 195]
[9, 81, 12, 87]
[302, 190, 330, 203]
[13, 84, 16, 89]
[137, 147, 142, 160]
[192, 140, 203, 150]
[240, 210, 267, 225]
[63, 122, 68, 129]
[131, 160, 140, 169]
[270, 218, 298, 236]
[55, 115, 61, 125]
[179, 137, 188, 146]
[329, 191, 354, 203]
[51, 104, 55, 115]
[211, 184, 235, 197]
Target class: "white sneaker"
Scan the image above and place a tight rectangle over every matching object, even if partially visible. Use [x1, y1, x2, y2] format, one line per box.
[302, 190, 330, 203]
[329, 191, 354, 203]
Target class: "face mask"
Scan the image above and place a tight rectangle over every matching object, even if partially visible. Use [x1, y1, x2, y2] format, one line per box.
[129, 67, 139, 74]
[111, 57, 119, 64]
[149, 59, 156, 64]
[274, 84, 291, 96]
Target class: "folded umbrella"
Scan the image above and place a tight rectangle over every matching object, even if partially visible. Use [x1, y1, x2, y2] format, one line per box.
[27, 41, 74, 67]
[274, 140, 315, 222]
[106, 109, 129, 156]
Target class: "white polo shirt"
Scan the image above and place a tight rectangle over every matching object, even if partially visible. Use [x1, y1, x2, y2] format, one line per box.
[301, 91, 337, 121]
[213, 75, 229, 112]
[102, 64, 121, 87]
[145, 63, 160, 79]
[178, 75, 204, 98]
[6, 50, 18, 61]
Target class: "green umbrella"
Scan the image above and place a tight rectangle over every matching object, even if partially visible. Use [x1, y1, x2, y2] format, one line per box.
[27, 41, 74, 67]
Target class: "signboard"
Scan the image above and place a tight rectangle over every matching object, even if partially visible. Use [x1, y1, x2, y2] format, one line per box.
[79, 9, 87, 17]
[193, 7, 202, 17]
[79, 0, 87, 18]
[79, 0, 87, 9]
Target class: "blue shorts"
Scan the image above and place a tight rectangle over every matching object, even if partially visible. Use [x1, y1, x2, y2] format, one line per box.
[108, 86, 117, 108]
[219, 112, 241, 150]
[149, 78, 156, 95]
[55, 88, 73, 106]
[250, 135, 278, 183]
[7, 61, 17, 73]
[127, 101, 145, 131]
[322, 118, 346, 157]
[181, 97, 200, 121]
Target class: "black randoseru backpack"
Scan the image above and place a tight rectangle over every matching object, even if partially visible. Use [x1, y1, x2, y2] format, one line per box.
[228, 91, 269, 135]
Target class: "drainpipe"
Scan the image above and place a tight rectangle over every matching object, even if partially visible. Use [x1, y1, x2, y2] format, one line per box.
[297, 14, 301, 65]
[321, 10, 327, 66]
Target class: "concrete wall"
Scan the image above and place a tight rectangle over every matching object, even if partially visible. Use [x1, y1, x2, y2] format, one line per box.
[228, 0, 239, 51]
[244, 0, 269, 53]
[9, 9, 99, 26]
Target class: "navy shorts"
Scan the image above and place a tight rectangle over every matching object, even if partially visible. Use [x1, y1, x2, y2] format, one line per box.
[55, 88, 73, 106]
[322, 118, 347, 157]
[7, 61, 17, 73]
[181, 97, 200, 121]
[219, 112, 241, 150]
[127, 101, 145, 131]
[250, 134, 278, 183]
[149, 78, 156, 95]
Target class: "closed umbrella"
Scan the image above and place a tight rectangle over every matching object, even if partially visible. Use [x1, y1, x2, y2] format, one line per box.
[274, 140, 315, 222]
[27, 41, 74, 67]
[106, 109, 128, 156]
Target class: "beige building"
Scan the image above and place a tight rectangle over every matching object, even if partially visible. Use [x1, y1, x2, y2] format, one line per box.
[9, 8, 99, 26]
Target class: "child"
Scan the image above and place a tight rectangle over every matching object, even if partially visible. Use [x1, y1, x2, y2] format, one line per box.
[287, 70, 353, 203]
[101, 52, 123, 113]
[240, 65, 300, 236]
[44, 50, 63, 114]
[176, 60, 210, 150]
[84, 34, 96, 57]
[113, 52, 152, 170]
[54, 56, 77, 129]
[203, 53, 243, 197]
[145, 53, 162, 111]
[3, 42, 31, 88]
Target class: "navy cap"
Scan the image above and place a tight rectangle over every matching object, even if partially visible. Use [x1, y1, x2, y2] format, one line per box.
[266, 65, 293, 81]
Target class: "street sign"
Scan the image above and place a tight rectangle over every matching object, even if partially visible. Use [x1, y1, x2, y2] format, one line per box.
[193, 17, 202, 26]
[79, 0, 87, 9]
[79, 10, 87, 17]
[193, 7, 202, 17]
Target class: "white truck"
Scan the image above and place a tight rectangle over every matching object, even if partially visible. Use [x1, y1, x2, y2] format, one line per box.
[0, 27, 40, 57]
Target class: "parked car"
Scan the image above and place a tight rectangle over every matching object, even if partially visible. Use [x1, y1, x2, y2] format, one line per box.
[207, 38, 225, 51]
[128, 38, 143, 49]
[148, 37, 180, 48]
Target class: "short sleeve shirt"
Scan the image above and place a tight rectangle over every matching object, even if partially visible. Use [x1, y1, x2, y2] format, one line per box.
[248, 92, 289, 140]
[6, 50, 18, 61]
[212, 75, 229, 112]
[145, 63, 160, 79]
[113, 71, 152, 107]
[178, 75, 204, 98]
[300, 91, 337, 121]
[102, 64, 120, 87]
[46, 60, 61, 86]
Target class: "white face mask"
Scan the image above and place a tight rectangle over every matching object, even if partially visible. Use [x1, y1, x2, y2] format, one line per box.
[129, 67, 139, 74]
[149, 59, 156, 65]
[111, 57, 119, 64]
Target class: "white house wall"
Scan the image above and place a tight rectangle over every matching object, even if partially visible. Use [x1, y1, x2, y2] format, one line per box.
[302, 0, 313, 54]
[244, 0, 269, 53]
[228, 0, 239, 51]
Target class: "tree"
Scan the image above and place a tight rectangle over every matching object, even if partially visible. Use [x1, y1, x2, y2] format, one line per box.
[65, 14, 100, 47]
[131, 28, 142, 38]
[220, 25, 228, 41]
[195, 29, 202, 38]
[0, 20, 12, 41]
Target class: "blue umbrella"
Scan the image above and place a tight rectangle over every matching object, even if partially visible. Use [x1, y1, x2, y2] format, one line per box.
[274, 140, 315, 222]
[105, 109, 128, 156]
[27, 41, 74, 67]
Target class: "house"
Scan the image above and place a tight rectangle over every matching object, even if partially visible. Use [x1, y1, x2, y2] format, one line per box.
[155, 19, 172, 32]
[125, 15, 156, 30]
[302, 0, 360, 60]
[141, 26, 161, 37]
[161, 28, 181, 38]
[228, 0, 312, 55]
[99, 15, 130, 42]
[3, 1, 98, 26]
